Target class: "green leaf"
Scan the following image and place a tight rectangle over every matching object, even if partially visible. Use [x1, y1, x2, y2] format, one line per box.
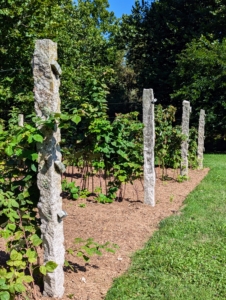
[76, 251, 83, 258]
[0, 283, 9, 291]
[14, 283, 26, 293]
[27, 135, 33, 144]
[8, 285, 15, 294]
[31, 153, 38, 161]
[1, 230, 12, 239]
[5, 146, 13, 156]
[118, 175, 127, 182]
[82, 246, 95, 256]
[15, 148, 22, 156]
[67, 248, 74, 255]
[45, 261, 58, 273]
[22, 190, 30, 198]
[74, 237, 84, 244]
[24, 225, 35, 232]
[64, 260, 70, 267]
[10, 249, 22, 261]
[23, 175, 32, 182]
[31, 164, 37, 172]
[7, 260, 26, 268]
[30, 234, 42, 246]
[0, 291, 10, 300]
[4, 272, 13, 280]
[10, 200, 19, 208]
[16, 275, 33, 284]
[71, 187, 79, 193]
[39, 265, 46, 275]
[60, 114, 70, 120]
[26, 249, 37, 263]
[94, 249, 102, 255]
[8, 211, 19, 221]
[23, 275, 33, 283]
[105, 248, 115, 253]
[0, 269, 7, 277]
[77, 252, 90, 261]
[14, 231, 23, 240]
[0, 279, 6, 286]
[72, 193, 79, 200]
[32, 134, 43, 143]
[7, 224, 16, 231]
[71, 115, 81, 124]
[22, 214, 31, 219]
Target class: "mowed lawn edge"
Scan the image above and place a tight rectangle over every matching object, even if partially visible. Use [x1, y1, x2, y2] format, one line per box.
[105, 154, 226, 300]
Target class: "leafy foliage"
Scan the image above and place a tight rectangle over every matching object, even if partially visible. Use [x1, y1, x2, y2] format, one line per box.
[155, 105, 185, 175]
[155, 105, 198, 177]
[66, 237, 118, 265]
[62, 105, 198, 201]
[62, 180, 80, 200]
[116, 0, 226, 103]
[114, 0, 226, 144]
[66, 111, 144, 200]
[188, 127, 199, 170]
[0, 110, 119, 298]
[61, 180, 90, 201]
[0, 0, 118, 139]
[0, 111, 58, 299]
[171, 36, 226, 138]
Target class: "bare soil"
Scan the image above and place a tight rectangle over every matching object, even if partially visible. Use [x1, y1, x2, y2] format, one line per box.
[0, 167, 209, 300]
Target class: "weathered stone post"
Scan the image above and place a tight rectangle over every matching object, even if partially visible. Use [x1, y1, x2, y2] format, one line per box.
[18, 114, 24, 127]
[181, 100, 191, 176]
[32, 39, 65, 297]
[197, 109, 205, 169]
[143, 89, 156, 206]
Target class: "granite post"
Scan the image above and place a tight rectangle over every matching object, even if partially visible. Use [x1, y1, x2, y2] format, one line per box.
[143, 89, 156, 206]
[18, 114, 24, 127]
[32, 39, 65, 298]
[197, 109, 205, 169]
[181, 100, 191, 176]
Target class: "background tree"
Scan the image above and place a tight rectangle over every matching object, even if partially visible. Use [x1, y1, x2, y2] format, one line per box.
[0, 0, 118, 115]
[107, 50, 140, 119]
[0, 0, 122, 153]
[114, 0, 226, 147]
[171, 36, 226, 146]
[116, 0, 226, 104]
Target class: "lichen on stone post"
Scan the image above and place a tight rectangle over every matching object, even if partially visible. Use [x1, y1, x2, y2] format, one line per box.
[143, 89, 156, 206]
[32, 39, 65, 298]
[197, 109, 205, 169]
[181, 100, 191, 176]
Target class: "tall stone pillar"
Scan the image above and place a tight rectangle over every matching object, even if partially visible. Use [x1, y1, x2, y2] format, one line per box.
[18, 114, 24, 127]
[143, 89, 156, 206]
[181, 100, 191, 176]
[32, 39, 65, 297]
[197, 109, 205, 169]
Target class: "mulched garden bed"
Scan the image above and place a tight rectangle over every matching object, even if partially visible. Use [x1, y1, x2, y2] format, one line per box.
[0, 167, 209, 300]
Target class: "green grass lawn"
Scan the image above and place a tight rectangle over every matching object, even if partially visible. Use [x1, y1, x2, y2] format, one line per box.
[105, 154, 226, 300]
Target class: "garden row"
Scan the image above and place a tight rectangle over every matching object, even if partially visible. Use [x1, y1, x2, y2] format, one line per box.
[0, 39, 205, 299]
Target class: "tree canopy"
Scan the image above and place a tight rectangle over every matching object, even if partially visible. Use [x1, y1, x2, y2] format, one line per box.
[171, 36, 226, 137]
[0, 0, 118, 115]
[114, 0, 226, 141]
[117, 0, 226, 103]
[1, 0, 226, 146]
